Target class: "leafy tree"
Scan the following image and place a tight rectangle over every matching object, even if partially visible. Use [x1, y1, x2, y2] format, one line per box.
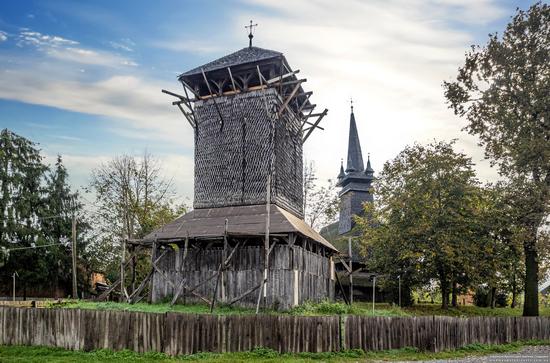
[357, 140, 481, 309]
[444, 2, 549, 315]
[87, 152, 184, 282]
[472, 184, 525, 308]
[303, 161, 339, 230]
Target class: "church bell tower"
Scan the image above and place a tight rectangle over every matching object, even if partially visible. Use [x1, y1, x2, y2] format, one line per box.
[337, 102, 374, 234]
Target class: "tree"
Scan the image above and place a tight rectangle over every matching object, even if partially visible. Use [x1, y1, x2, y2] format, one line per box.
[472, 184, 525, 308]
[357, 140, 481, 309]
[303, 161, 339, 230]
[41, 155, 90, 298]
[444, 2, 549, 315]
[87, 152, 184, 280]
[0, 129, 48, 297]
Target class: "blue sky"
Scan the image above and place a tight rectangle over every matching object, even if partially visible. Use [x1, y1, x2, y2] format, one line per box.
[0, 0, 536, 204]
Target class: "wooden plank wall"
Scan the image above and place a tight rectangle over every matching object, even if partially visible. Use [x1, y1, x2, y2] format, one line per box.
[152, 244, 334, 309]
[0, 307, 339, 354]
[0, 307, 548, 355]
[344, 316, 550, 352]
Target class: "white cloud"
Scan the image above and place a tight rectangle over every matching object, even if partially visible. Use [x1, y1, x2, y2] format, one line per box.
[152, 39, 224, 54]
[0, 31, 7, 42]
[0, 69, 192, 145]
[47, 46, 138, 67]
[109, 38, 135, 52]
[18, 31, 79, 47]
[16, 29, 138, 68]
[237, 0, 504, 184]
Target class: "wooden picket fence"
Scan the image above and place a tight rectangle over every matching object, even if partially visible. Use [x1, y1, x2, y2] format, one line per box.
[0, 307, 548, 355]
[344, 315, 550, 352]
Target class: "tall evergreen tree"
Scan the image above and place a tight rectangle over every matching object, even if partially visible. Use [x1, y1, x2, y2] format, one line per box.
[41, 156, 89, 297]
[0, 129, 47, 297]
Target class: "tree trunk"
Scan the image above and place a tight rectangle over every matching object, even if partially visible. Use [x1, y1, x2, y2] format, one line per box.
[523, 241, 539, 316]
[490, 286, 497, 309]
[451, 281, 458, 307]
[440, 276, 449, 309]
[511, 273, 517, 308]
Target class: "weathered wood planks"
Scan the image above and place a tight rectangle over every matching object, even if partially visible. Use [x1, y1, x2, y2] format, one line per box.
[0, 307, 548, 356]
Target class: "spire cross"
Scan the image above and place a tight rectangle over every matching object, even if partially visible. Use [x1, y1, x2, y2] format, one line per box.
[245, 20, 258, 48]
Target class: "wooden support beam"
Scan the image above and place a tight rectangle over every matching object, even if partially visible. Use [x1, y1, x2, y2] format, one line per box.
[274, 78, 306, 88]
[302, 119, 325, 130]
[227, 284, 262, 306]
[201, 68, 226, 129]
[335, 272, 350, 305]
[278, 81, 304, 117]
[162, 89, 190, 101]
[128, 270, 153, 304]
[170, 236, 189, 305]
[297, 94, 312, 114]
[180, 79, 200, 99]
[338, 256, 352, 273]
[97, 279, 120, 301]
[265, 70, 300, 85]
[302, 108, 328, 143]
[256, 175, 271, 314]
[210, 220, 228, 313]
[176, 103, 196, 128]
[227, 67, 238, 93]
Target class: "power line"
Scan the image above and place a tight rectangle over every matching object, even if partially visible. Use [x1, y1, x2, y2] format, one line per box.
[4, 242, 66, 252]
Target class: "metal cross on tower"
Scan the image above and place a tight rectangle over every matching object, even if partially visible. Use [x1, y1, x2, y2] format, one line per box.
[245, 20, 258, 48]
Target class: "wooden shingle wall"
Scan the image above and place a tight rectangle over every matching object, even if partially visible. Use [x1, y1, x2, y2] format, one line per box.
[193, 89, 303, 218]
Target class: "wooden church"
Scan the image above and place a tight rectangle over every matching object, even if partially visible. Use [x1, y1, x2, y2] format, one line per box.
[135, 30, 338, 310]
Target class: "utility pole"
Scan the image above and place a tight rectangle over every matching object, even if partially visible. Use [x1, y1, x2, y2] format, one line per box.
[72, 215, 77, 299]
[398, 275, 401, 308]
[12, 271, 18, 301]
[348, 237, 353, 305]
[372, 275, 376, 315]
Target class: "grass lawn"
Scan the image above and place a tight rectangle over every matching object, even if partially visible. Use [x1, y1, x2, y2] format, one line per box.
[1, 341, 548, 362]
[50, 300, 550, 318]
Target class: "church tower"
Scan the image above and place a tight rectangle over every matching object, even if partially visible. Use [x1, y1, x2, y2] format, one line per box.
[337, 103, 374, 234]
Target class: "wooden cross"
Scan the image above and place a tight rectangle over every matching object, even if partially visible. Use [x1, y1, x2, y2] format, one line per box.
[245, 20, 258, 48]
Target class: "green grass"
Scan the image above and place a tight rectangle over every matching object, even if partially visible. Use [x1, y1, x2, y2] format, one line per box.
[48, 300, 256, 315]
[48, 299, 550, 318]
[0, 340, 548, 362]
[401, 303, 550, 317]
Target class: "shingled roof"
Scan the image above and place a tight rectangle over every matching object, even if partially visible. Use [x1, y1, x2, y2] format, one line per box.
[142, 204, 338, 252]
[345, 111, 364, 173]
[179, 46, 283, 78]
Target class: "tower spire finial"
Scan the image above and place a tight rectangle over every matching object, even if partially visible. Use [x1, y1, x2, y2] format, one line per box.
[245, 20, 258, 48]
[350, 97, 354, 113]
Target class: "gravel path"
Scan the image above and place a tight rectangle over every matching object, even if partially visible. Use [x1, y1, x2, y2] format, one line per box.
[391, 346, 550, 363]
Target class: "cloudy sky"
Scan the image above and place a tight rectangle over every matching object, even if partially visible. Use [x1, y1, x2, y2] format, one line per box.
[0, 0, 532, 205]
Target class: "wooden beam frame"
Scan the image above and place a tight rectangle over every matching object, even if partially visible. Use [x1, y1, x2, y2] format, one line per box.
[302, 108, 328, 143]
[201, 68, 226, 129]
[278, 81, 305, 117]
[162, 89, 196, 129]
[265, 70, 300, 85]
